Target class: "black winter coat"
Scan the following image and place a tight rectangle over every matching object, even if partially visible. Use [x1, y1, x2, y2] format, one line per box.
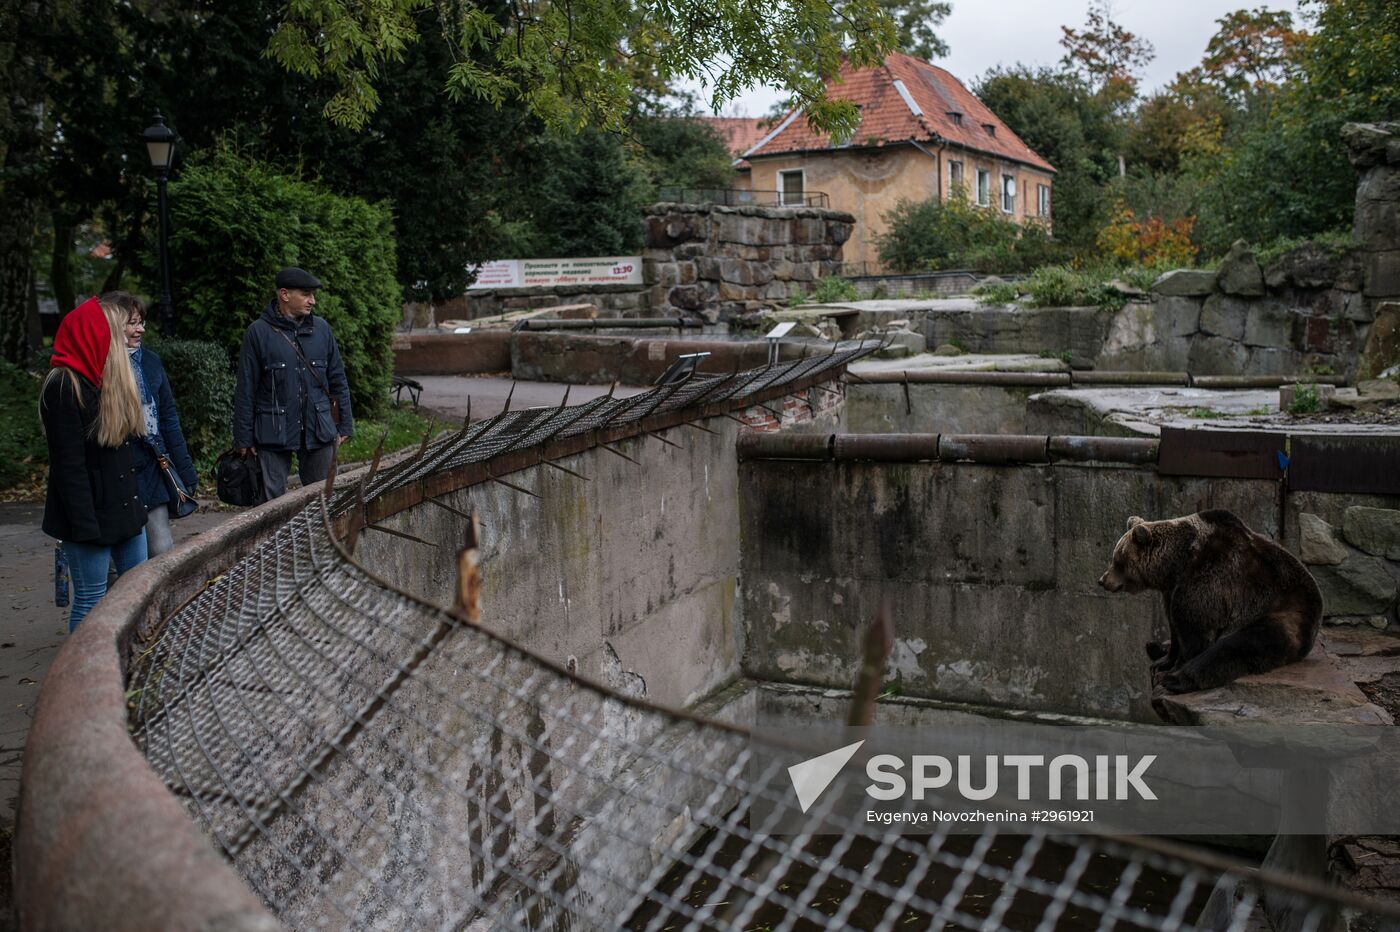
[232, 304, 353, 452]
[131, 348, 198, 508]
[41, 374, 147, 545]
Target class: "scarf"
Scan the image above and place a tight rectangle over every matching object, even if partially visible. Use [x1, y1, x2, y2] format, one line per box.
[50, 297, 108, 386]
[128, 346, 159, 438]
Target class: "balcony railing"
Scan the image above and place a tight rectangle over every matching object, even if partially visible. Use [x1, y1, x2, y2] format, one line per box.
[655, 186, 830, 208]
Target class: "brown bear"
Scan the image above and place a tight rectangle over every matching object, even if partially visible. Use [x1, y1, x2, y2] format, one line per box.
[1098, 509, 1322, 694]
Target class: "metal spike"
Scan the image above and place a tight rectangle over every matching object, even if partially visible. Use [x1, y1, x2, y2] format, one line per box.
[364, 523, 438, 548]
[646, 430, 681, 450]
[683, 420, 719, 435]
[598, 442, 640, 465]
[369, 429, 389, 480]
[345, 480, 368, 553]
[418, 417, 437, 457]
[542, 458, 591, 481]
[323, 442, 340, 497]
[486, 466, 540, 498]
[427, 496, 482, 523]
[503, 381, 517, 412]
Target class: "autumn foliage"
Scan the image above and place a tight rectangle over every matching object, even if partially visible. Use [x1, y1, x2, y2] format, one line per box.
[1095, 203, 1198, 268]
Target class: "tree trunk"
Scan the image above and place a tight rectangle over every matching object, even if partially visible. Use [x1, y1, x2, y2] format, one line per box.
[0, 0, 47, 364]
[50, 214, 76, 314]
[0, 188, 40, 365]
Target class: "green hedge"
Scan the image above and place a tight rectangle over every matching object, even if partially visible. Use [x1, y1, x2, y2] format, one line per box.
[144, 336, 235, 473]
[876, 195, 1063, 273]
[159, 147, 401, 419]
[0, 360, 45, 488]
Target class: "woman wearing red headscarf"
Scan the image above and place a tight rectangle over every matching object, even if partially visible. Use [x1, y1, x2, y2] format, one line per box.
[41, 295, 149, 631]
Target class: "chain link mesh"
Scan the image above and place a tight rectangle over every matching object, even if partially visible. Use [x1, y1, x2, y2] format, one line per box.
[128, 350, 1368, 930]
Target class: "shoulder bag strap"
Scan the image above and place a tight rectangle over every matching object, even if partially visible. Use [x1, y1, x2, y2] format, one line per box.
[263, 319, 335, 401]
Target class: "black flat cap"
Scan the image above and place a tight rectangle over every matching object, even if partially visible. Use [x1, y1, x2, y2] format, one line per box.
[275, 267, 322, 290]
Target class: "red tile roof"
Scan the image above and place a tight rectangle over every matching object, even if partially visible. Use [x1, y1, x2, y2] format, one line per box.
[744, 51, 1055, 173]
[700, 116, 772, 158]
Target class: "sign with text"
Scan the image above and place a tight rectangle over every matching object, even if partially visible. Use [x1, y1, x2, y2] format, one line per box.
[468, 256, 643, 289]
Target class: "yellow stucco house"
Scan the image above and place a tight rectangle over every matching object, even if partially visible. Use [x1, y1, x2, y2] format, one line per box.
[732, 52, 1056, 272]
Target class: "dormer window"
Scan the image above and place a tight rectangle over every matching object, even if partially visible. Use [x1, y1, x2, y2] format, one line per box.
[948, 112, 963, 126]
[983, 123, 996, 136]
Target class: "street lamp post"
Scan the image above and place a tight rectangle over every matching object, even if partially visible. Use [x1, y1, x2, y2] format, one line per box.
[142, 111, 176, 335]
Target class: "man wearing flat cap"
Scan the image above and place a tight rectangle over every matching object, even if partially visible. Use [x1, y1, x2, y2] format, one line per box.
[232, 267, 353, 502]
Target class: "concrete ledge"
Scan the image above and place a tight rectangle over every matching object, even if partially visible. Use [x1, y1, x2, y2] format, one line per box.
[510, 332, 811, 384]
[392, 330, 511, 375]
[14, 487, 321, 931]
[739, 431, 1159, 466]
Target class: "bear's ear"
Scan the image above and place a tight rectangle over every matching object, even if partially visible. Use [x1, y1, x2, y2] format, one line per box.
[1132, 524, 1151, 547]
[1126, 515, 1145, 530]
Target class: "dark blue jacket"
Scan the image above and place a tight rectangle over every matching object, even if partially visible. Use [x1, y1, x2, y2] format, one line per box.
[131, 348, 198, 508]
[232, 304, 353, 452]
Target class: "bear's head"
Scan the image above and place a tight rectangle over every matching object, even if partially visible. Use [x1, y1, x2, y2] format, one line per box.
[1099, 515, 1160, 594]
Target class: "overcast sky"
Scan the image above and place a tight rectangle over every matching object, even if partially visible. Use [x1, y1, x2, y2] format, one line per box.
[694, 0, 1308, 116]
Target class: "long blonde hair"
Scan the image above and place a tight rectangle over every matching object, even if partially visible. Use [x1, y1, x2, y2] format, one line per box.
[40, 293, 146, 447]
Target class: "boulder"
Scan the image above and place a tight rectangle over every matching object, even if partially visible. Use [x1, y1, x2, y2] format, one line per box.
[1364, 252, 1400, 298]
[1152, 644, 1391, 725]
[1242, 300, 1296, 348]
[1216, 240, 1266, 296]
[932, 343, 964, 356]
[1280, 382, 1336, 411]
[1262, 243, 1345, 289]
[1358, 379, 1400, 400]
[1299, 513, 1349, 565]
[1155, 296, 1203, 337]
[1343, 122, 1398, 169]
[1150, 269, 1217, 297]
[1199, 294, 1249, 341]
[1343, 507, 1400, 560]
[1311, 556, 1399, 616]
[1187, 333, 1250, 375]
[1357, 302, 1400, 380]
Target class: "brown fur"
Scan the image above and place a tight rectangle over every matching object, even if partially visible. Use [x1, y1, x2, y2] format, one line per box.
[1098, 509, 1322, 694]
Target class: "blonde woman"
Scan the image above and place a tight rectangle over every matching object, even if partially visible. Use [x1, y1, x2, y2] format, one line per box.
[41, 295, 149, 631]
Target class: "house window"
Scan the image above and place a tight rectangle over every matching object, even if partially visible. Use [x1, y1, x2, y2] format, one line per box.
[1037, 184, 1050, 218]
[948, 112, 963, 126]
[983, 123, 996, 136]
[778, 170, 805, 206]
[1001, 174, 1016, 213]
[948, 160, 964, 194]
[976, 169, 990, 207]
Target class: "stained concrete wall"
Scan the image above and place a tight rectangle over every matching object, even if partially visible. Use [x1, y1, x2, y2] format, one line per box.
[844, 382, 1035, 433]
[354, 417, 745, 711]
[738, 458, 1281, 722]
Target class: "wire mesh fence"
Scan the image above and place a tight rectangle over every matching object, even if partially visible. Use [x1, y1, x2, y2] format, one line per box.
[126, 348, 1389, 931]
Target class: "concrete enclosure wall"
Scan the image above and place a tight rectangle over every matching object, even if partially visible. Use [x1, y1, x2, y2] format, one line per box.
[738, 453, 1400, 722]
[350, 383, 841, 710]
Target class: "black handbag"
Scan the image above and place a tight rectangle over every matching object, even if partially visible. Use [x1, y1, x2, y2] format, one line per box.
[157, 452, 199, 518]
[214, 448, 263, 507]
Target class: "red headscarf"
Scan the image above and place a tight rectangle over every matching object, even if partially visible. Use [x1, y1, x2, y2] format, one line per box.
[50, 297, 110, 387]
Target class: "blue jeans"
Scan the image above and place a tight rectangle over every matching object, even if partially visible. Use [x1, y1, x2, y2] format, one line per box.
[63, 532, 147, 632]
